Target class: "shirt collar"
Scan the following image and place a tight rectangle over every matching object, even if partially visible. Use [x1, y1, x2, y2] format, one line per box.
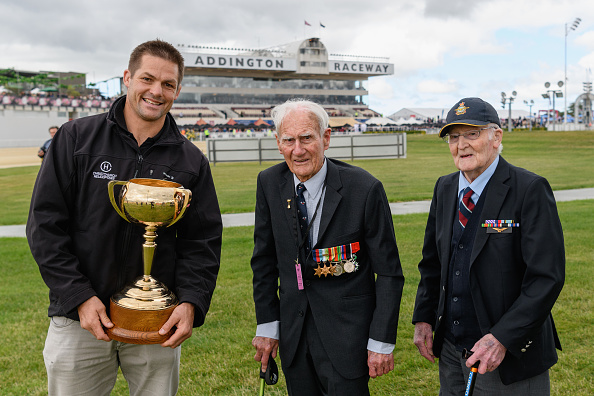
[458, 155, 499, 199]
[294, 157, 327, 197]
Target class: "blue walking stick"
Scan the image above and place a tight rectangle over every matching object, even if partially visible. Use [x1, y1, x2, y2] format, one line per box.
[463, 349, 479, 396]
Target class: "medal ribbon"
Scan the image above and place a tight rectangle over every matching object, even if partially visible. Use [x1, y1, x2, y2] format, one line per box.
[313, 241, 361, 262]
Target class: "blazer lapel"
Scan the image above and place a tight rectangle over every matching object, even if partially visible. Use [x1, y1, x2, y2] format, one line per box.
[280, 169, 298, 236]
[441, 175, 457, 274]
[470, 157, 511, 265]
[316, 160, 342, 245]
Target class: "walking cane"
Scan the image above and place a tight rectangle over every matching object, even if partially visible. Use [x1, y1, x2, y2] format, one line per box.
[258, 355, 278, 396]
[462, 349, 479, 396]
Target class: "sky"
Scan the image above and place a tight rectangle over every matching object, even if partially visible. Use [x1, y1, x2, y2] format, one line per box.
[1, 0, 593, 117]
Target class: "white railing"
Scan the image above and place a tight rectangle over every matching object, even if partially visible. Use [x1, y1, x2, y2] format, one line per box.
[207, 133, 407, 164]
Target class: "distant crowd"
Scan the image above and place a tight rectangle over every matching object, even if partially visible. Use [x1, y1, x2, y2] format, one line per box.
[1, 94, 116, 109]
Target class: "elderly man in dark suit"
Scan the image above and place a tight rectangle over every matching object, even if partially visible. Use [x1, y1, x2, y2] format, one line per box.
[413, 97, 565, 395]
[251, 99, 405, 395]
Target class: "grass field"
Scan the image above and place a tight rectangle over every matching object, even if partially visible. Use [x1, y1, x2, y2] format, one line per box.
[0, 130, 593, 394]
[1, 130, 593, 224]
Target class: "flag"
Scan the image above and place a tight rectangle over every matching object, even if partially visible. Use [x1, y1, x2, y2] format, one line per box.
[304, 20, 311, 26]
[320, 22, 326, 28]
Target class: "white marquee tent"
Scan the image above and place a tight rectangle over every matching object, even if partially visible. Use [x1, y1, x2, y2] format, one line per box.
[364, 117, 398, 125]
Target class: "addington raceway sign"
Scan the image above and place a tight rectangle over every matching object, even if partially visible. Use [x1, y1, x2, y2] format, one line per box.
[184, 53, 297, 71]
[331, 61, 394, 75]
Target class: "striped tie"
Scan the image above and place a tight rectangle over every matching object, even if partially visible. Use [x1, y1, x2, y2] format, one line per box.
[459, 187, 475, 228]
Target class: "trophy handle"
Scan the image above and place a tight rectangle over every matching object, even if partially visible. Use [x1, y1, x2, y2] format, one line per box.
[108, 180, 130, 222]
[168, 188, 192, 227]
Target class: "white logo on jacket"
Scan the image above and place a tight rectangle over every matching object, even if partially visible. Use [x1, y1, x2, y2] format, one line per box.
[93, 161, 117, 180]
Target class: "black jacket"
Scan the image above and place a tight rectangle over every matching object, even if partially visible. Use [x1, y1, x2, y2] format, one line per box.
[413, 157, 564, 384]
[251, 159, 404, 379]
[26, 96, 222, 328]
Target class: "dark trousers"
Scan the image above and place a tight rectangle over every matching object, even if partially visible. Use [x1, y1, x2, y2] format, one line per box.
[282, 308, 370, 396]
[438, 338, 550, 396]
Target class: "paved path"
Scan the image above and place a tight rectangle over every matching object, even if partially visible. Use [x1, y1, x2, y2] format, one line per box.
[2, 188, 592, 238]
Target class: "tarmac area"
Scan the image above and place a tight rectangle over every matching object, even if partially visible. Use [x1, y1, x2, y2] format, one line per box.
[1, 147, 593, 237]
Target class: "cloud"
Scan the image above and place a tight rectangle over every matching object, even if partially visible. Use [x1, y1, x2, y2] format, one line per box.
[2, 0, 594, 116]
[417, 79, 459, 94]
[424, 0, 485, 18]
[368, 78, 394, 100]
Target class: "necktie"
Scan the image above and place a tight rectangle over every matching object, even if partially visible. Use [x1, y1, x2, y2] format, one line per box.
[459, 187, 475, 229]
[296, 183, 310, 250]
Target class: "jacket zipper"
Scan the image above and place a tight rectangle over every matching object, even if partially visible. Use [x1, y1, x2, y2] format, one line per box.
[133, 153, 143, 178]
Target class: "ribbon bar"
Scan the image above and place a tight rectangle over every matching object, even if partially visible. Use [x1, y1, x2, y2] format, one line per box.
[313, 241, 360, 263]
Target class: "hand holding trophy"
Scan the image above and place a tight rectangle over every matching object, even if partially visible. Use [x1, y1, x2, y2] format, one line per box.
[107, 178, 192, 344]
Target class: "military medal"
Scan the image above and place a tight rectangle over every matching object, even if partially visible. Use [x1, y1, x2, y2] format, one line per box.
[333, 262, 344, 276]
[314, 263, 323, 277]
[343, 259, 357, 273]
[312, 241, 361, 277]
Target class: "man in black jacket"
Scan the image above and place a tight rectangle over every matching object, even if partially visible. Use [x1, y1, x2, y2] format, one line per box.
[413, 97, 564, 395]
[26, 40, 222, 395]
[251, 99, 404, 395]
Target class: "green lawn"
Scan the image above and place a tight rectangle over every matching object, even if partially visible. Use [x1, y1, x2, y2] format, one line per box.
[1, 201, 592, 394]
[1, 130, 593, 394]
[1, 130, 593, 224]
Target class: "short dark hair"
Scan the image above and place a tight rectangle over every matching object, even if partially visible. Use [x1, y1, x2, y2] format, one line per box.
[49, 126, 59, 131]
[128, 39, 185, 87]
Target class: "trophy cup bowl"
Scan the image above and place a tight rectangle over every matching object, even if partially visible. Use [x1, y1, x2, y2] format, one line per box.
[106, 178, 192, 344]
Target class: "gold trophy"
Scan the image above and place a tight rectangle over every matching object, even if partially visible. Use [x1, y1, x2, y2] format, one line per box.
[107, 178, 192, 344]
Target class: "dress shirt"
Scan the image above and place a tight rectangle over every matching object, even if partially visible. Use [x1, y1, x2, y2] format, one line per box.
[457, 155, 499, 204]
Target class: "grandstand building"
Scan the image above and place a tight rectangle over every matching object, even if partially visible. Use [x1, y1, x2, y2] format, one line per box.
[1, 38, 394, 146]
[170, 37, 394, 123]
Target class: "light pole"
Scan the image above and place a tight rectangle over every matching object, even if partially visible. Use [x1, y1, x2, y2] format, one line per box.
[565, 18, 581, 124]
[523, 99, 534, 131]
[542, 81, 563, 126]
[501, 91, 517, 132]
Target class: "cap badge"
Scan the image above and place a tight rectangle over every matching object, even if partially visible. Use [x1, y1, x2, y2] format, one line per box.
[455, 102, 469, 116]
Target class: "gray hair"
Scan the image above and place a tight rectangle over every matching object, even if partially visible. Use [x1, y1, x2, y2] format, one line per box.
[271, 99, 329, 137]
[488, 123, 503, 155]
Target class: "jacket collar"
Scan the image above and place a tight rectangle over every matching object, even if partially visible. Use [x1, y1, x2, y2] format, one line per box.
[441, 174, 458, 265]
[317, 159, 342, 244]
[470, 156, 511, 264]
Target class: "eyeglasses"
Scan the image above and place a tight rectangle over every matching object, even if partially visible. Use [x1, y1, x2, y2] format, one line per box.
[443, 126, 494, 144]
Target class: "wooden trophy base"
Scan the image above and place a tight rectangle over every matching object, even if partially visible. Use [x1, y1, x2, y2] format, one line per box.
[107, 300, 177, 344]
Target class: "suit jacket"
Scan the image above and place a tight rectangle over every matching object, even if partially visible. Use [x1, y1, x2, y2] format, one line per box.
[413, 157, 565, 385]
[251, 158, 405, 379]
